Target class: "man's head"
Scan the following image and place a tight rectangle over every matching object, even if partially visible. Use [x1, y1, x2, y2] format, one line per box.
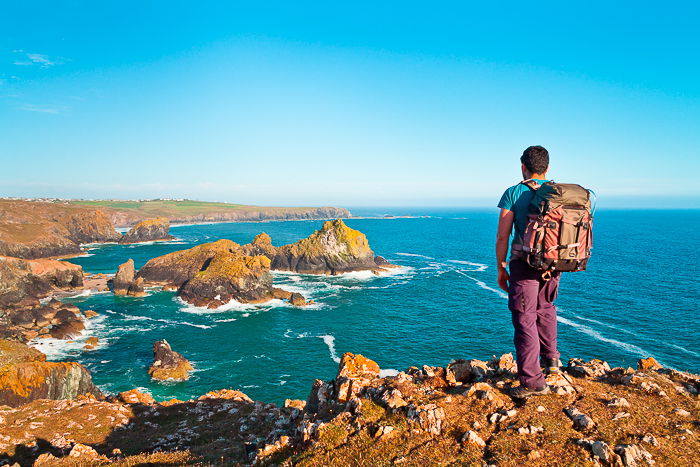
[520, 145, 549, 178]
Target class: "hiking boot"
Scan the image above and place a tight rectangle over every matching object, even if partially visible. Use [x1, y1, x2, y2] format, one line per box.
[542, 358, 563, 375]
[509, 385, 551, 399]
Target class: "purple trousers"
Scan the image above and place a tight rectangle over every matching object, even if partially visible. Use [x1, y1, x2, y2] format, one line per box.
[508, 259, 561, 388]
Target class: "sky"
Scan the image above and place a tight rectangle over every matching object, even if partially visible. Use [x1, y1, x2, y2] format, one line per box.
[1, 2, 699, 208]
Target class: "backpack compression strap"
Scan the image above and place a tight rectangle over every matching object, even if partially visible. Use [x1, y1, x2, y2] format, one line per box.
[520, 179, 542, 190]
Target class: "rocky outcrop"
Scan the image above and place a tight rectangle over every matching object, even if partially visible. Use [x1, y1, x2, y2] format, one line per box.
[0, 339, 101, 407]
[148, 340, 193, 381]
[0, 199, 120, 259]
[178, 253, 274, 308]
[0, 299, 87, 342]
[242, 219, 398, 275]
[137, 239, 240, 287]
[118, 218, 174, 244]
[112, 259, 145, 296]
[0, 256, 83, 308]
[138, 239, 309, 308]
[0, 354, 697, 466]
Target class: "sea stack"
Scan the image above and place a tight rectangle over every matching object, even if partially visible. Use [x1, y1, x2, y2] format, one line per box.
[112, 259, 146, 296]
[243, 219, 398, 275]
[119, 218, 174, 244]
[148, 339, 193, 381]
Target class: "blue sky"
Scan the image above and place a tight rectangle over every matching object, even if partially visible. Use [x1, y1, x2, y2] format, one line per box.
[1, 2, 699, 207]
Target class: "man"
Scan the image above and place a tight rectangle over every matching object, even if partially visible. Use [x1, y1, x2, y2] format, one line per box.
[496, 145, 561, 398]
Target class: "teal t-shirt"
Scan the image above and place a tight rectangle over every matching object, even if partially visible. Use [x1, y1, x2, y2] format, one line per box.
[497, 179, 550, 243]
[498, 180, 596, 254]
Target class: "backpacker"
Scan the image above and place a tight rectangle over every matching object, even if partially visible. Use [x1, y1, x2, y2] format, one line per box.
[513, 180, 593, 275]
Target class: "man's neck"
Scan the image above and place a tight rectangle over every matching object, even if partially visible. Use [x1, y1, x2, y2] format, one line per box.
[525, 172, 548, 180]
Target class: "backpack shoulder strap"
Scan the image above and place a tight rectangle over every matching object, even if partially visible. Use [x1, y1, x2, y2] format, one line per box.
[520, 179, 542, 190]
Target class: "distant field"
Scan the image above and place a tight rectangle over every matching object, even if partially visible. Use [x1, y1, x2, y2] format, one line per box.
[71, 200, 318, 215]
[68, 199, 350, 227]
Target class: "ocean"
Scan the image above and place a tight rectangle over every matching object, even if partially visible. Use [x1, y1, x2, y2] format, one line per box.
[35, 208, 700, 405]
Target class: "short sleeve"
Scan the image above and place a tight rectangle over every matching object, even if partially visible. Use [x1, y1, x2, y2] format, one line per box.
[498, 187, 514, 211]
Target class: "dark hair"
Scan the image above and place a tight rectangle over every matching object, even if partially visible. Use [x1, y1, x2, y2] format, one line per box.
[520, 146, 549, 174]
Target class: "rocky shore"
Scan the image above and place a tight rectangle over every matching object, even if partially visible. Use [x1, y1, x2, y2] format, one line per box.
[0, 347, 697, 466]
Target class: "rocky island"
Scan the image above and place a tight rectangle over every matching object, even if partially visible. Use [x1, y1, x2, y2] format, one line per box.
[118, 218, 174, 244]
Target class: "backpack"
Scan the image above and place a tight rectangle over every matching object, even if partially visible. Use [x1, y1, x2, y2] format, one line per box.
[512, 180, 593, 275]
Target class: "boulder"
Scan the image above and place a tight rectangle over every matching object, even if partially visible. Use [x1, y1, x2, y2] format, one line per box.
[148, 339, 193, 381]
[0, 339, 101, 407]
[119, 217, 174, 244]
[117, 388, 155, 404]
[638, 357, 662, 371]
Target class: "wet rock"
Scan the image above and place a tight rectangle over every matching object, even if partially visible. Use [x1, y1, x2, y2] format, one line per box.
[148, 339, 193, 381]
[83, 309, 98, 319]
[564, 407, 596, 430]
[289, 292, 309, 306]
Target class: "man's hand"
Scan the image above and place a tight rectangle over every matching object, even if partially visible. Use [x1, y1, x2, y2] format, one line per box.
[495, 208, 514, 293]
[497, 267, 510, 293]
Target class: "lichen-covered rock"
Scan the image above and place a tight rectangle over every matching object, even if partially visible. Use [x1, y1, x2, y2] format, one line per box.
[117, 388, 155, 404]
[137, 239, 241, 287]
[243, 219, 398, 275]
[638, 357, 662, 371]
[119, 218, 174, 244]
[148, 339, 193, 381]
[177, 252, 273, 308]
[0, 339, 101, 407]
[335, 352, 381, 403]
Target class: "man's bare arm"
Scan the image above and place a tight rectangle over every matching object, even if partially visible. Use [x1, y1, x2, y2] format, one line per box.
[496, 209, 514, 292]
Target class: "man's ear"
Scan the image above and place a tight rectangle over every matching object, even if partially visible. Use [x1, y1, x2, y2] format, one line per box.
[521, 163, 530, 179]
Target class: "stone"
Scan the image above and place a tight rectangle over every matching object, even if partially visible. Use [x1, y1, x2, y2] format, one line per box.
[83, 309, 99, 318]
[289, 292, 308, 306]
[461, 430, 486, 447]
[567, 358, 611, 378]
[489, 353, 517, 374]
[68, 443, 100, 459]
[637, 357, 662, 371]
[614, 444, 655, 466]
[118, 388, 155, 404]
[446, 359, 489, 384]
[284, 399, 306, 410]
[198, 389, 252, 402]
[380, 388, 408, 409]
[591, 440, 616, 462]
[564, 407, 596, 430]
[672, 408, 690, 417]
[608, 397, 631, 408]
[407, 403, 445, 435]
[148, 340, 193, 381]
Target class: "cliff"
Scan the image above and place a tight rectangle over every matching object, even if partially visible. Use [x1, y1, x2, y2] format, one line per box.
[69, 199, 351, 228]
[0, 353, 697, 466]
[118, 217, 173, 244]
[0, 339, 101, 408]
[0, 200, 121, 259]
[0, 256, 83, 308]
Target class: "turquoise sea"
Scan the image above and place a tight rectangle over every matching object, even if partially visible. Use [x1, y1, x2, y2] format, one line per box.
[36, 209, 699, 405]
